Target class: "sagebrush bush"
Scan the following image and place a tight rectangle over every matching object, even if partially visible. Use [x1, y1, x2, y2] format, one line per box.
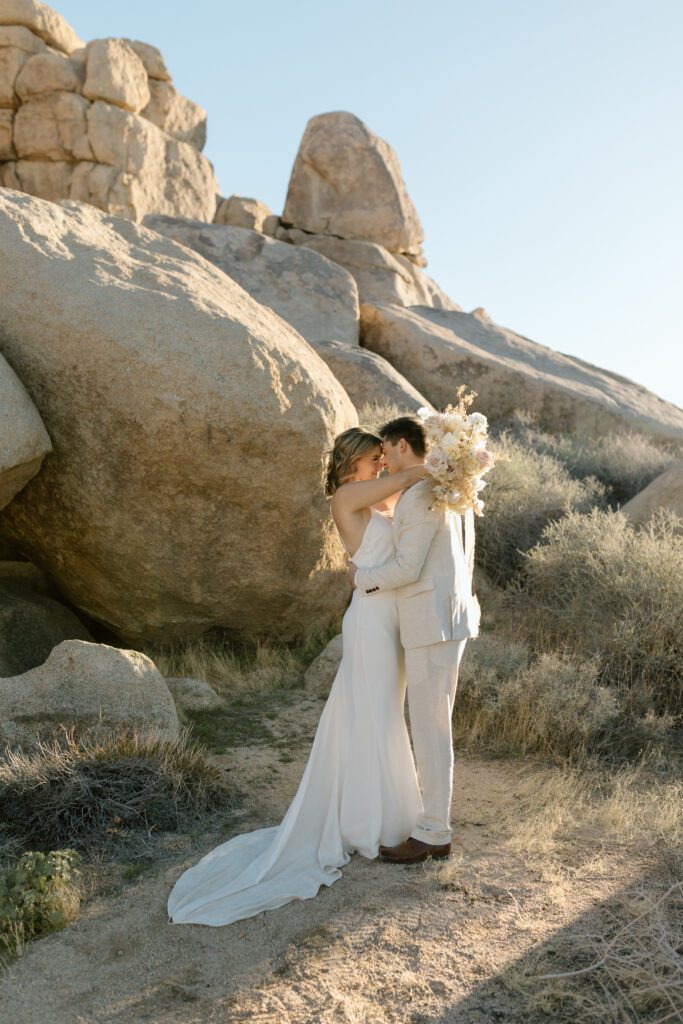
[0, 848, 82, 962]
[0, 724, 233, 854]
[508, 506, 683, 717]
[456, 639, 669, 762]
[500, 409, 681, 503]
[475, 431, 607, 584]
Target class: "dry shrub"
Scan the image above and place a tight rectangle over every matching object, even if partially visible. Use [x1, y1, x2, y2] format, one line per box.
[509, 506, 683, 717]
[456, 639, 669, 763]
[0, 724, 233, 855]
[501, 408, 681, 504]
[515, 881, 683, 1024]
[476, 431, 606, 585]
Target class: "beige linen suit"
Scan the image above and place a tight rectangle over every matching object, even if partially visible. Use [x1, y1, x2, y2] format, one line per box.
[355, 479, 480, 844]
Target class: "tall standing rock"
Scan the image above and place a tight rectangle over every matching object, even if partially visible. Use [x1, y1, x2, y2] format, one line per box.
[0, 191, 356, 645]
[282, 111, 425, 260]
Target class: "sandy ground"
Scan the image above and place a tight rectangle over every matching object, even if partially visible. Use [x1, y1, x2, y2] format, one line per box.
[0, 689, 643, 1024]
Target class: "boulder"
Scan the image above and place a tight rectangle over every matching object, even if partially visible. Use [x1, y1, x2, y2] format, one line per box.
[214, 194, 272, 231]
[13, 91, 92, 160]
[143, 216, 360, 347]
[0, 190, 356, 645]
[14, 51, 84, 100]
[0, 108, 13, 158]
[620, 461, 683, 527]
[122, 38, 171, 82]
[0, 0, 84, 55]
[141, 79, 206, 150]
[303, 634, 343, 696]
[0, 25, 48, 108]
[279, 230, 460, 310]
[282, 111, 425, 259]
[261, 213, 280, 237]
[0, 349, 51, 511]
[360, 304, 683, 441]
[0, 573, 93, 676]
[82, 38, 150, 113]
[165, 676, 223, 712]
[312, 340, 432, 415]
[0, 639, 179, 746]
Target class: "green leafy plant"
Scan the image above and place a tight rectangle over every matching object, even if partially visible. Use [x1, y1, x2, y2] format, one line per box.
[0, 848, 82, 962]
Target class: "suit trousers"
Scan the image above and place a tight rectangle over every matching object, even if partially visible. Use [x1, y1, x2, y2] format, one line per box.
[405, 637, 468, 845]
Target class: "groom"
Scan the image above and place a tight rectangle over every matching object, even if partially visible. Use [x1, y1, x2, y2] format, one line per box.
[347, 415, 480, 863]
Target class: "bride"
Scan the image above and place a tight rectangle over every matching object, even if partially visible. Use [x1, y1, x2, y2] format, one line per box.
[166, 426, 429, 927]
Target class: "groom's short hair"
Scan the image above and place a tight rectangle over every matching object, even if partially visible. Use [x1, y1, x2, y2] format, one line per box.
[379, 416, 427, 457]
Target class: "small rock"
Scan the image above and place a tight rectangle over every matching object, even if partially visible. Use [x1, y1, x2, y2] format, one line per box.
[165, 676, 223, 712]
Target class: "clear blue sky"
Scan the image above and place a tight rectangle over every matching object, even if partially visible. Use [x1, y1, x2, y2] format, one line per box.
[58, 0, 683, 412]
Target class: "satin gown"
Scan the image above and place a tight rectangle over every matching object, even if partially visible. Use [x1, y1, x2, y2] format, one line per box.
[167, 508, 423, 926]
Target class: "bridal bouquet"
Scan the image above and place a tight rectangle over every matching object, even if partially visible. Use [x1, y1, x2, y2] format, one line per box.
[418, 386, 495, 516]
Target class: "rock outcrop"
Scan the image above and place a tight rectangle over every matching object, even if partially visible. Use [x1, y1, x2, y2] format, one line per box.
[360, 304, 683, 441]
[282, 112, 425, 262]
[0, 639, 179, 745]
[620, 461, 683, 527]
[273, 112, 460, 312]
[0, 190, 356, 645]
[0, 349, 52, 510]
[0, 2, 216, 220]
[142, 216, 432, 414]
[143, 215, 360, 346]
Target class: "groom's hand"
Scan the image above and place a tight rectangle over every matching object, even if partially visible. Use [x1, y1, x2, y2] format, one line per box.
[346, 561, 357, 589]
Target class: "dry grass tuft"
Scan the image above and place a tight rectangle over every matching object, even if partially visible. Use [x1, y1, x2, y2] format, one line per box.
[501, 763, 683, 861]
[149, 633, 331, 700]
[0, 724, 233, 856]
[356, 399, 405, 435]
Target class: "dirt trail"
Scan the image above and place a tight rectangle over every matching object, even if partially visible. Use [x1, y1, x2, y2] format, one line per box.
[0, 690, 636, 1024]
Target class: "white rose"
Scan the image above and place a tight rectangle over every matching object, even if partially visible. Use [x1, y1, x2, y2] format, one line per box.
[426, 448, 449, 474]
[467, 412, 488, 430]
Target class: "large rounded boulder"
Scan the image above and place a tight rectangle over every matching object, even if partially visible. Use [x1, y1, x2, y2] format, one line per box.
[0, 190, 356, 645]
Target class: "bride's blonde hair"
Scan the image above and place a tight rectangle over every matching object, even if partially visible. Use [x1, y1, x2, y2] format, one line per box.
[324, 427, 382, 497]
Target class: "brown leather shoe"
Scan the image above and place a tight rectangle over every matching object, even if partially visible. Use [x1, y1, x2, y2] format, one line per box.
[378, 836, 451, 863]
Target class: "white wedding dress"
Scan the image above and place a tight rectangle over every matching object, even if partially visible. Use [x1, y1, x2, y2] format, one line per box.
[167, 508, 423, 926]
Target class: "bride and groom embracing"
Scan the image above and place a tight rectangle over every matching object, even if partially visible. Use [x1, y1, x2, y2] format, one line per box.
[167, 413, 481, 927]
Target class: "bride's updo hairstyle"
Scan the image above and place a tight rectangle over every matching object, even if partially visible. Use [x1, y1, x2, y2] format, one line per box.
[324, 427, 383, 497]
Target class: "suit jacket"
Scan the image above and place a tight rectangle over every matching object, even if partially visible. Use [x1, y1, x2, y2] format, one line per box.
[354, 479, 480, 649]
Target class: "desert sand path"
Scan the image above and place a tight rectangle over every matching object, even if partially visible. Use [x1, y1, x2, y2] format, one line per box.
[0, 689, 636, 1024]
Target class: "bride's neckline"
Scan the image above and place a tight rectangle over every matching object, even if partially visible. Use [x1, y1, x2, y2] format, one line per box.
[332, 507, 391, 561]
